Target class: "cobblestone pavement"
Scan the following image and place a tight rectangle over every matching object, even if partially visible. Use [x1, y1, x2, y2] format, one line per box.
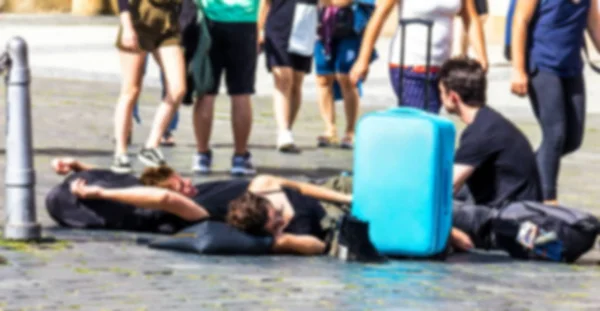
[0, 76, 598, 311]
[1, 14, 600, 310]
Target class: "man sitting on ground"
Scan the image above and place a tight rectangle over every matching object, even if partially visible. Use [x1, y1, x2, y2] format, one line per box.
[440, 57, 543, 207]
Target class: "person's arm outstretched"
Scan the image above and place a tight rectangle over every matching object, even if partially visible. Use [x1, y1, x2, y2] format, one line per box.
[249, 175, 352, 205]
[69, 178, 210, 221]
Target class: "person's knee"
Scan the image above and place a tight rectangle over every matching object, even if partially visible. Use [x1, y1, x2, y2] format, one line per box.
[167, 83, 186, 104]
[274, 70, 293, 93]
[194, 97, 215, 120]
[120, 85, 142, 103]
[291, 79, 303, 96]
[335, 74, 354, 91]
[316, 75, 335, 88]
[544, 129, 567, 152]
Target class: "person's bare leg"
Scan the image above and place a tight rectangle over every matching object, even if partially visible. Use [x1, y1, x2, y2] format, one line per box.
[272, 67, 296, 151]
[231, 95, 253, 155]
[316, 74, 337, 138]
[193, 95, 215, 153]
[289, 71, 305, 127]
[115, 50, 147, 156]
[272, 67, 294, 132]
[336, 73, 359, 145]
[145, 45, 186, 150]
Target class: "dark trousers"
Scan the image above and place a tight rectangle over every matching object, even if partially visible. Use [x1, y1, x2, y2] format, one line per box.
[528, 70, 586, 200]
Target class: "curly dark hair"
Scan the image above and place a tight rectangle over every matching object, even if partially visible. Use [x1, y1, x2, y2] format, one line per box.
[439, 56, 487, 107]
[139, 166, 175, 187]
[226, 192, 272, 236]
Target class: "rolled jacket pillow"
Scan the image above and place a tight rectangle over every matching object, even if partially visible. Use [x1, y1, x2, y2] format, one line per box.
[148, 221, 275, 255]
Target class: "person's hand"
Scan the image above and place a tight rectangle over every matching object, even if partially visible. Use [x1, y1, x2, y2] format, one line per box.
[257, 30, 265, 54]
[479, 59, 489, 73]
[52, 158, 77, 175]
[349, 59, 369, 86]
[450, 228, 474, 251]
[120, 25, 140, 51]
[70, 178, 103, 200]
[510, 70, 529, 97]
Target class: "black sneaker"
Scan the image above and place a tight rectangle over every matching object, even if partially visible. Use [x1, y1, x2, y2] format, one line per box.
[110, 154, 133, 174]
[138, 147, 166, 167]
[230, 152, 257, 176]
[336, 215, 387, 263]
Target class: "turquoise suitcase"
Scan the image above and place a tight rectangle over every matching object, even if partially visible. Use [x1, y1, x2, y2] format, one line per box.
[352, 108, 455, 257]
[351, 19, 455, 257]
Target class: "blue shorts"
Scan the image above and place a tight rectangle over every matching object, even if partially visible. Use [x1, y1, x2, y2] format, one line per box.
[315, 36, 361, 75]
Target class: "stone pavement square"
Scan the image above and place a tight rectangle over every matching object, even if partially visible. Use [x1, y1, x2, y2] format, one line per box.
[0, 76, 598, 311]
[0, 15, 600, 310]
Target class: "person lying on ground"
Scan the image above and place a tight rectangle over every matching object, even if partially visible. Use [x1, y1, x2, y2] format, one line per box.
[52, 157, 474, 255]
[440, 57, 543, 207]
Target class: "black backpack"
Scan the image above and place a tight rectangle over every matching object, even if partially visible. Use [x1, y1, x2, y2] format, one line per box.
[453, 200, 600, 263]
[492, 201, 600, 263]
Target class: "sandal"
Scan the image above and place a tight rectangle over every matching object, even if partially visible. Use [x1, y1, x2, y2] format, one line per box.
[160, 131, 176, 147]
[340, 136, 354, 150]
[317, 135, 339, 148]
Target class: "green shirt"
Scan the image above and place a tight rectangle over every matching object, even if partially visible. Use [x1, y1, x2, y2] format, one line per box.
[198, 0, 258, 23]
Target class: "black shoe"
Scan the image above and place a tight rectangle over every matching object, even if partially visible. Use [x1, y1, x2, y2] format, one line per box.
[336, 215, 387, 263]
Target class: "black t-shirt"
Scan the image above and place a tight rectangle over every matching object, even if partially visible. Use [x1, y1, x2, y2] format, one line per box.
[455, 106, 542, 207]
[193, 181, 327, 239]
[192, 179, 251, 221]
[281, 188, 327, 240]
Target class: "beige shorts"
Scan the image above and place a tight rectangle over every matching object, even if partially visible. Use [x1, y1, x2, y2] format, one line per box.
[115, 0, 182, 51]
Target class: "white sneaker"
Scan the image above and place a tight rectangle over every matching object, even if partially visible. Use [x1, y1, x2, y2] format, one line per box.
[277, 130, 300, 153]
[110, 154, 133, 174]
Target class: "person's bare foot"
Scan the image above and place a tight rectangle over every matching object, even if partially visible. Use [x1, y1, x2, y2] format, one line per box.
[544, 200, 559, 206]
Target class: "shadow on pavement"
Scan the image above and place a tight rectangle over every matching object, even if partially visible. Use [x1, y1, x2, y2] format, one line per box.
[0, 147, 113, 157]
[186, 143, 320, 152]
[254, 166, 344, 178]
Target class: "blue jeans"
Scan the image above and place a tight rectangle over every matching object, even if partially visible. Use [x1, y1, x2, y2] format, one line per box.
[132, 58, 180, 135]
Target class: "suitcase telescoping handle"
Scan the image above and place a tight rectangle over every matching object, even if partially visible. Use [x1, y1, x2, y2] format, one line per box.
[398, 18, 434, 111]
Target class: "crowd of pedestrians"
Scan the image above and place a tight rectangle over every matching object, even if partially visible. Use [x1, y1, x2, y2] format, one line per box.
[111, 0, 600, 205]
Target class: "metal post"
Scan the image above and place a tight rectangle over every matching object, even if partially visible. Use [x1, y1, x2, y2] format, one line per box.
[3, 37, 41, 240]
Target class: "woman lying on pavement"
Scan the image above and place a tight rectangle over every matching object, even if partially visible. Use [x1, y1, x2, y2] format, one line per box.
[52, 157, 474, 255]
